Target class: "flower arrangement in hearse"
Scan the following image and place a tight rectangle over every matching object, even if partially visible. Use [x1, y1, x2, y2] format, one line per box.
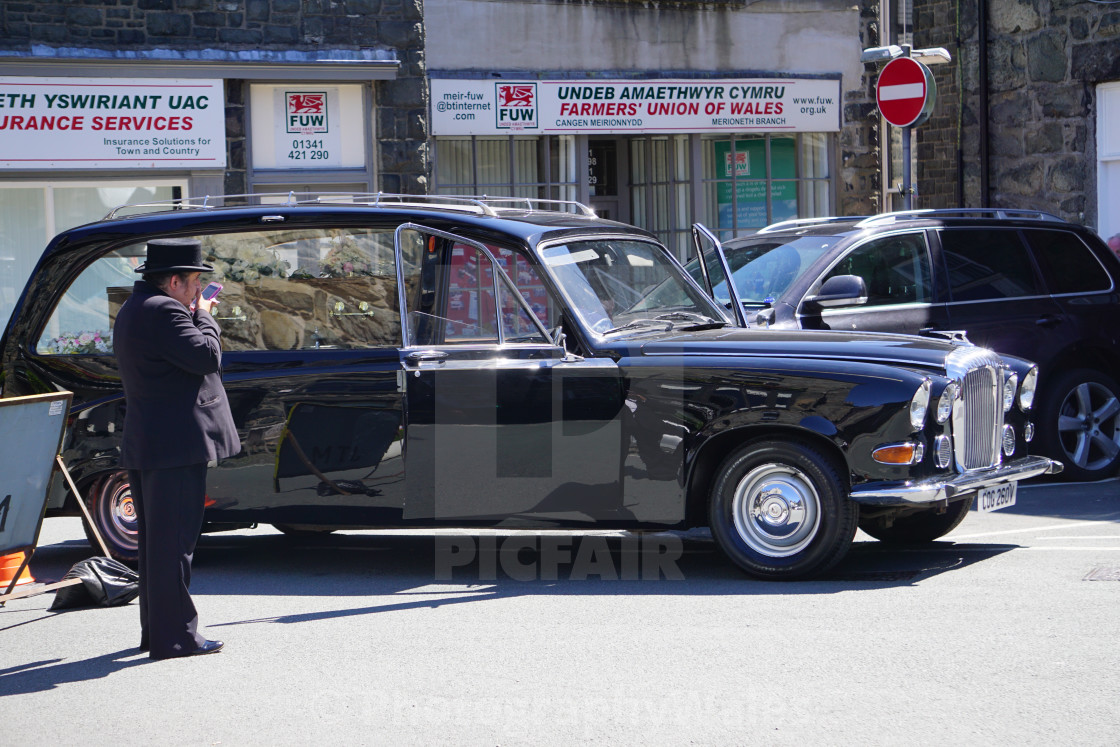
[40, 329, 113, 355]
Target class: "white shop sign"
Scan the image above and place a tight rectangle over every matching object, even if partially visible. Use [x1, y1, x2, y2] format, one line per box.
[249, 84, 365, 170]
[431, 78, 841, 136]
[0, 77, 225, 169]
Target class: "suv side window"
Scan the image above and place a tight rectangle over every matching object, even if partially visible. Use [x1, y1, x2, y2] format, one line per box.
[1024, 229, 1113, 295]
[822, 232, 932, 306]
[35, 228, 404, 355]
[940, 228, 1042, 301]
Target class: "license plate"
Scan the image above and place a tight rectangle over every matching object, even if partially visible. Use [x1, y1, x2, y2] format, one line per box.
[977, 482, 1017, 512]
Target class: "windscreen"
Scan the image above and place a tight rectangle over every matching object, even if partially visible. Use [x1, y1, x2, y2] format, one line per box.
[540, 239, 727, 335]
[688, 235, 841, 305]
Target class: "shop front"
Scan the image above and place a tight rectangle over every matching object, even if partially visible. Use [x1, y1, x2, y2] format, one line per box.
[429, 76, 842, 259]
[0, 55, 400, 333]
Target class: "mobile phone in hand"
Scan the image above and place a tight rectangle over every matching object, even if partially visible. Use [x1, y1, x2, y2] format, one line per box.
[201, 281, 223, 300]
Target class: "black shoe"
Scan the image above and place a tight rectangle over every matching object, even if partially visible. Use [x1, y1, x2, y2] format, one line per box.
[190, 639, 224, 656]
[139, 641, 149, 652]
[150, 639, 223, 660]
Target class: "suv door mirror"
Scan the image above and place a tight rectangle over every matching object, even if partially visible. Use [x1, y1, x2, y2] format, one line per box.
[805, 274, 868, 310]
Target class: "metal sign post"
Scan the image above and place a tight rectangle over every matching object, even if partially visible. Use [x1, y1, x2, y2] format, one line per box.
[864, 44, 950, 211]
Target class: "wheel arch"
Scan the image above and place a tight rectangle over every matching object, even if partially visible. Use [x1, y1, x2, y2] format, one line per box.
[1038, 340, 1120, 390]
[683, 424, 849, 527]
[47, 458, 123, 516]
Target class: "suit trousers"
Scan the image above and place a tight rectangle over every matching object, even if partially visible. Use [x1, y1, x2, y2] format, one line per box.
[128, 463, 208, 659]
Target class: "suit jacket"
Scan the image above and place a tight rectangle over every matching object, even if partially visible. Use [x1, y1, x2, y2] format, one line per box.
[114, 280, 241, 470]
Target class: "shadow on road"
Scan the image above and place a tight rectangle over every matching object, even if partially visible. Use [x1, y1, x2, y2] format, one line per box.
[189, 533, 1018, 630]
[0, 649, 150, 696]
[1, 529, 1021, 693]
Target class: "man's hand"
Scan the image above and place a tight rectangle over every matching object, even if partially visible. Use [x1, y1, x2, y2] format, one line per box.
[197, 295, 218, 314]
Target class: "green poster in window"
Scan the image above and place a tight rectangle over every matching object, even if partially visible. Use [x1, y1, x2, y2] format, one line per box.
[714, 139, 797, 231]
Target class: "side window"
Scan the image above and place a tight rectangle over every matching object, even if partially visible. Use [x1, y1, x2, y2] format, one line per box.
[36, 228, 404, 355]
[822, 232, 932, 307]
[940, 229, 1042, 301]
[1024, 229, 1113, 295]
[36, 251, 138, 355]
[400, 231, 551, 346]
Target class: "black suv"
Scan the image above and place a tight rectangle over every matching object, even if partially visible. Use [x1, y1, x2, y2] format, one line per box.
[0, 196, 1059, 579]
[690, 210, 1120, 481]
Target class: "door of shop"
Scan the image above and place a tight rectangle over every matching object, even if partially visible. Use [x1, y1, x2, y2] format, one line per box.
[588, 139, 628, 224]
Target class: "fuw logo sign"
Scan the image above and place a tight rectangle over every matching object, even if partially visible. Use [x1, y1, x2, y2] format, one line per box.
[496, 83, 537, 130]
[286, 92, 328, 134]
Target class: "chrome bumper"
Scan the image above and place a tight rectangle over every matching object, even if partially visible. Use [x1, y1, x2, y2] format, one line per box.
[849, 455, 1063, 507]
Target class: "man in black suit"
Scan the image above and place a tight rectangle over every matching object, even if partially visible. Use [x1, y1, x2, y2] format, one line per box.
[114, 238, 241, 660]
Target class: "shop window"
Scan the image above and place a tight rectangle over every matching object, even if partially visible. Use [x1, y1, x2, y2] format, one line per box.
[700, 133, 833, 239]
[434, 136, 578, 202]
[630, 135, 691, 259]
[1098, 82, 1120, 244]
[0, 181, 183, 333]
[36, 228, 403, 355]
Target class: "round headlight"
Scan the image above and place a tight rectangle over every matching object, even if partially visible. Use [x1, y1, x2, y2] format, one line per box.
[910, 379, 931, 430]
[936, 382, 958, 424]
[1003, 372, 1018, 413]
[1019, 366, 1038, 411]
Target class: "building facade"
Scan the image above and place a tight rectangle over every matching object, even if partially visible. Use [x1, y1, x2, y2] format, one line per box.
[424, 0, 889, 255]
[10, 2, 1114, 333]
[913, 0, 1120, 239]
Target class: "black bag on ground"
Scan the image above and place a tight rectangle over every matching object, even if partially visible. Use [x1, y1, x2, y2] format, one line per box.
[49, 557, 140, 610]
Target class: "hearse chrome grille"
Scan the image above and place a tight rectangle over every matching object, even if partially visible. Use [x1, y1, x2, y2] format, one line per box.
[947, 347, 1005, 471]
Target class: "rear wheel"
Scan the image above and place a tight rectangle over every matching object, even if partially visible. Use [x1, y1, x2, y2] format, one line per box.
[709, 440, 857, 580]
[858, 499, 972, 544]
[1038, 368, 1120, 481]
[82, 470, 139, 565]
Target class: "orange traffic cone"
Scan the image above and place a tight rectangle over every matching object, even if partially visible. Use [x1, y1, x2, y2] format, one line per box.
[0, 551, 36, 588]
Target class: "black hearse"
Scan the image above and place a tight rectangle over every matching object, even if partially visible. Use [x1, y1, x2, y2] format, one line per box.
[0, 195, 1060, 579]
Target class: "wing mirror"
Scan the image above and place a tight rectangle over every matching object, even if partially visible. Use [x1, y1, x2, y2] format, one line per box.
[804, 274, 868, 310]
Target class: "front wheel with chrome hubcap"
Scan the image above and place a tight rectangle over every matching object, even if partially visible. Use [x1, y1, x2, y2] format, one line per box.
[709, 440, 857, 579]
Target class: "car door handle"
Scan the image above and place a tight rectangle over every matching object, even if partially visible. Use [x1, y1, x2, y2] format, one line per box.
[1035, 315, 1061, 327]
[405, 349, 449, 364]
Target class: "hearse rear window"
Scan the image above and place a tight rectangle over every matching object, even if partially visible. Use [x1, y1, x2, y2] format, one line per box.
[35, 228, 404, 354]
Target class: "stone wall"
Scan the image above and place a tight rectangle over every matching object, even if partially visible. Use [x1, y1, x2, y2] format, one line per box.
[915, 0, 1119, 225]
[839, 0, 886, 217]
[0, 0, 429, 195]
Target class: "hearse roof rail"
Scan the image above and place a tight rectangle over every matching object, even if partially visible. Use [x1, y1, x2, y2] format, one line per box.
[102, 192, 598, 221]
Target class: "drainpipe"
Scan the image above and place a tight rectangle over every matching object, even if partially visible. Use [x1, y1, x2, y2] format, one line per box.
[978, 0, 990, 207]
[956, 0, 965, 207]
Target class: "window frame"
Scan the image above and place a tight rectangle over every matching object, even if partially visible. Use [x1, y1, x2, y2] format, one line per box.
[819, 230, 934, 308]
[33, 225, 411, 356]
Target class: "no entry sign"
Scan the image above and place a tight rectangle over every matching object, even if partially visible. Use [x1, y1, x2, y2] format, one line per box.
[876, 57, 937, 127]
